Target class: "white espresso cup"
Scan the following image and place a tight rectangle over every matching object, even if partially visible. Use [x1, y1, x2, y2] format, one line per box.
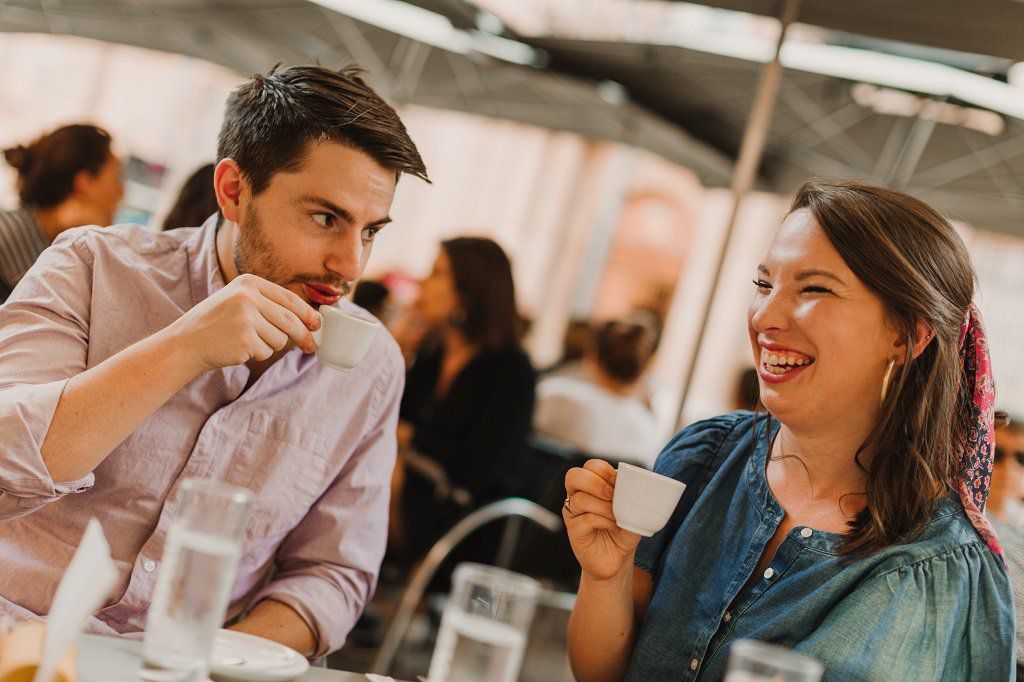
[310, 305, 379, 371]
[612, 462, 686, 537]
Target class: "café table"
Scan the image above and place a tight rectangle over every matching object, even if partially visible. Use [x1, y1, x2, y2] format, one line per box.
[78, 633, 407, 682]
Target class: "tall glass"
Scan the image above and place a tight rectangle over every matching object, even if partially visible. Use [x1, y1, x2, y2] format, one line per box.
[725, 639, 824, 682]
[139, 478, 252, 682]
[427, 563, 541, 682]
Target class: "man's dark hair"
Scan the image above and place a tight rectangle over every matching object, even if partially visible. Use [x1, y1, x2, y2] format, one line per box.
[217, 64, 428, 194]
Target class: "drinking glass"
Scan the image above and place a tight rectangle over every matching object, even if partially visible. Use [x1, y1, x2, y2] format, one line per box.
[725, 639, 824, 682]
[139, 478, 252, 682]
[427, 563, 541, 682]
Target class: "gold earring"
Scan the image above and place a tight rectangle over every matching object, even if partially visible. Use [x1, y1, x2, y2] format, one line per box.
[880, 357, 896, 406]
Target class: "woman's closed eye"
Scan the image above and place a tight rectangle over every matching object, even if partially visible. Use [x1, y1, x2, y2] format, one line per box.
[801, 285, 834, 295]
[753, 279, 772, 291]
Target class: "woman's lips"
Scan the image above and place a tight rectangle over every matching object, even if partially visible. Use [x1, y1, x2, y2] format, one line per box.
[302, 283, 341, 306]
[757, 361, 811, 384]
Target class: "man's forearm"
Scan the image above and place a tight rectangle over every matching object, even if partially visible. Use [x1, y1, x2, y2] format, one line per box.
[39, 328, 202, 482]
[229, 599, 318, 657]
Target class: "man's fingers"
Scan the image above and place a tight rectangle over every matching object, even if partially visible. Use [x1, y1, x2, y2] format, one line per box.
[254, 318, 290, 353]
[253, 294, 316, 352]
[250, 276, 320, 330]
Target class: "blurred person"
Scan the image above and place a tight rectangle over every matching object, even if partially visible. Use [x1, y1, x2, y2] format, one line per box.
[535, 317, 662, 468]
[162, 163, 218, 231]
[0, 65, 428, 657]
[1, 124, 123, 302]
[391, 237, 536, 558]
[540, 318, 594, 379]
[563, 180, 1012, 680]
[988, 419, 1024, 678]
[351, 278, 392, 322]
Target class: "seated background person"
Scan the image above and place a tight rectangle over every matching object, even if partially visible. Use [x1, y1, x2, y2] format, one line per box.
[0, 64, 428, 658]
[390, 237, 536, 559]
[1, 123, 123, 302]
[535, 316, 662, 468]
[563, 180, 1013, 680]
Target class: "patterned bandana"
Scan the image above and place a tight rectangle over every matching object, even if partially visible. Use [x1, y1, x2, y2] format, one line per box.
[957, 303, 1001, 560]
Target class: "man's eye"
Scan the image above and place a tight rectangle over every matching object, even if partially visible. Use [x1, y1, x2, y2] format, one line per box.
[312, 213, 334, 229]
[362, 226, 381, 241]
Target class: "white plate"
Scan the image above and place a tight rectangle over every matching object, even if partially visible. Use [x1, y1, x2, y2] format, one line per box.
[208, 629, 310, 681]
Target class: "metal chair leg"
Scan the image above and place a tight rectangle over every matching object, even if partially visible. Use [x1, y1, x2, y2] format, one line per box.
[371, 498, 561, 675]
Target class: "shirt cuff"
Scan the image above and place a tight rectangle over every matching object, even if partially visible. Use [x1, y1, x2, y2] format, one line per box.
[252, 572, 365, 658]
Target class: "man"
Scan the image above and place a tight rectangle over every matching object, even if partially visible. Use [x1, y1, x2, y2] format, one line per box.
[0, 65, 428, 657]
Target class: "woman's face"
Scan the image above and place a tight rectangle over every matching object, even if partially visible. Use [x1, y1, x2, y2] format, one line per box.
[79, 153, 124, 225]
[747, 209, 902, 431]
[416, 250, 461, 327]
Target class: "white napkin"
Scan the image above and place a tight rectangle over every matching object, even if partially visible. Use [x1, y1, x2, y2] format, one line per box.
[33, 518, 117, 682]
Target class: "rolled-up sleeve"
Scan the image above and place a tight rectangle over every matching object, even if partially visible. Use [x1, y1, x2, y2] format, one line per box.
[0, 229, 95, 520]
[253, 349, 404, 656]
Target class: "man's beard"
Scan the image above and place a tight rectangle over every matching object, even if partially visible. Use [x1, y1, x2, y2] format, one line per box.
[233, 206, 351, 298]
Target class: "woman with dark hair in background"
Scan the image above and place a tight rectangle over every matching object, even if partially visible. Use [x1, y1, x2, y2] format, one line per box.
[563, 180, 1013, 680]
[390, 237, 536, 557]
[161, 163, 218, 231]
[0, 124, 122, 301]
[535, 316, 662, 468]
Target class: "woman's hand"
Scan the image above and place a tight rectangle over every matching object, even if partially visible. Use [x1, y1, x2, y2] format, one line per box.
[564, 459, 641, 582]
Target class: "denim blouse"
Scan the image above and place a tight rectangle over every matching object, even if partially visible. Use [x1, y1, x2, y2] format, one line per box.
[628, 412, 1014, 681]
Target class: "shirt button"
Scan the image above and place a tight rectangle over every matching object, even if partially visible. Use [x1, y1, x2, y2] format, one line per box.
[723, 611, 732, 622]
[143, 560, 157, 572]
[800, 527, 813, 538]
[763, 567, 775, 580]
[690, 659, 699, 671]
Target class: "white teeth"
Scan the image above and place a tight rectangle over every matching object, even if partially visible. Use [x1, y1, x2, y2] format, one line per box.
[760, 347, 812, 368]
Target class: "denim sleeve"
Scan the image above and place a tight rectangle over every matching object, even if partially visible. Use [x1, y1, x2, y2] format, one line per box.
[794, 542, 1015, 681]
[634, 412, 752, 576]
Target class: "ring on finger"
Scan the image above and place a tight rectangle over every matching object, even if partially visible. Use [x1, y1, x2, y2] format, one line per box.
[564, 495, 578, 517]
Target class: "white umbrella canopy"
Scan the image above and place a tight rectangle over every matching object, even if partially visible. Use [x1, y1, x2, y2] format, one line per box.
[525, 36, 1024, 236]
[0, 0, 733, 184]
[677, 0, 1024, 63]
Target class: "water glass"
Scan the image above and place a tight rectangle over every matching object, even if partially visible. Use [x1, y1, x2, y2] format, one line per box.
[427, 563, 541, 682]
[725, 639, 824, 682]
[139, 478, 253, 682]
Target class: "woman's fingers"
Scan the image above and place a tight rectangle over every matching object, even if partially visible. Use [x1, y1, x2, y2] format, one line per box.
[565, 491, 614, 520]
[568, 512, 620, 534]
[565, 466, 615, 501]
[582, 458, 617, 485]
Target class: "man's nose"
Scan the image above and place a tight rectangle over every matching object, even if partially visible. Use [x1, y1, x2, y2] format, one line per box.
[324, 230, 365, 282]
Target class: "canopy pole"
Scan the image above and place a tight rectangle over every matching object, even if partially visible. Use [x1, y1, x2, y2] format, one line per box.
[674, 0, 800, 430]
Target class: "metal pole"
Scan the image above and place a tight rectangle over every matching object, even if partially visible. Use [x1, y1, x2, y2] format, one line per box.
[673, 0, 800, 430]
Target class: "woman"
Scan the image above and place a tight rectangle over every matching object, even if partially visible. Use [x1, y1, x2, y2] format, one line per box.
[535, 316, 662, 468]
[1, 124, 123, 301]
[563, 180, 1013, 680]
[391, 237, 536, 557]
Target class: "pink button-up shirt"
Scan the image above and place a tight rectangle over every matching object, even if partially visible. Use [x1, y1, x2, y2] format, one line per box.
[0, 218, 403, 656]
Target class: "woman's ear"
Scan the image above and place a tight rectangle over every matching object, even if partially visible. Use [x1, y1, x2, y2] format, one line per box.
[893, 318, 935, 364]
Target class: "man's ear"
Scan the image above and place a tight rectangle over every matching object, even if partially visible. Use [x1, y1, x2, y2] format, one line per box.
[214, 159, 244, 223]
[893, 318, 935, 364]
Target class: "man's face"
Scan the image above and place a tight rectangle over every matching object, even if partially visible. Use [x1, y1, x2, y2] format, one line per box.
[233, 141, 396, 306]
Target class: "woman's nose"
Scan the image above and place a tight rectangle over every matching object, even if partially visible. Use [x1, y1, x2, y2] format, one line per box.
[750, 291, 792, 333]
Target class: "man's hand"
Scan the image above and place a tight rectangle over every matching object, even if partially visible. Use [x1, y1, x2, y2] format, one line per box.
[162, 273, 321, 373]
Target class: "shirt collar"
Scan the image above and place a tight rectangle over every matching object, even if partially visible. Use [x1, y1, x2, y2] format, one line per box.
[185, 214, 227, 309]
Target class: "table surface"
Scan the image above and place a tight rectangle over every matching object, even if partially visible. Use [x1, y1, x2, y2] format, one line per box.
[78, 634, 402, 682]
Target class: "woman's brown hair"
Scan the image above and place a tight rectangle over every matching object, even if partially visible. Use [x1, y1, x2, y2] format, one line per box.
[789, 179, 982, 557]
[3, 124, 113, 209]
[442, 237, 521, 353]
